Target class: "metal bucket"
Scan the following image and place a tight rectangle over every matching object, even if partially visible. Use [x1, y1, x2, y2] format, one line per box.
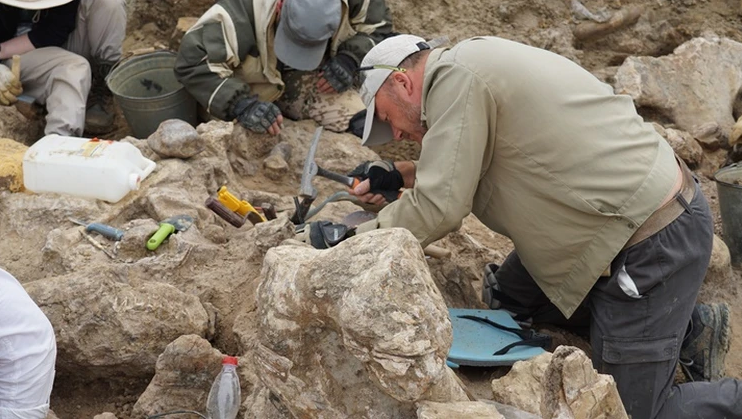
[106, 51, 197, 139]
[714, 163, 742, 266]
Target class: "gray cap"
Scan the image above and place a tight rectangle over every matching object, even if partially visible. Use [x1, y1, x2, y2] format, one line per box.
[275, 0, 342, 71]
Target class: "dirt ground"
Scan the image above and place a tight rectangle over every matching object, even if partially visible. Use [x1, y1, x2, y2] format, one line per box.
[3, 0, 742, 417]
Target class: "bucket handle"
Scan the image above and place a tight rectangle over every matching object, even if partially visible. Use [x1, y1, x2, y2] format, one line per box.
[105, 47, 176, 86]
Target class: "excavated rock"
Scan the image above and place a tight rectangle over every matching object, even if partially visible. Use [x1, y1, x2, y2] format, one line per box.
[115, 219, 160, 261]
[692, 122, 724, 151]
[706, 234, 734, 285]
[24, 270, 210, 379]
[541, 346, 627, 419]
[652, 124, 703, 168]
[615, 35, 742, 147]
[263, 141, 292, 180]
[133, 335, 251, 418]
[243, 386, 292, 419]
[147, 119, 204, 159]
[417, 401, 505, 419]
[491, 352, 552, 414]
[0, 138, 27, 192]
[249, 228, 470, 418]
[92, 413, 117, 419]
[0, 106, 43, 145]
[229, 125, 280, 176]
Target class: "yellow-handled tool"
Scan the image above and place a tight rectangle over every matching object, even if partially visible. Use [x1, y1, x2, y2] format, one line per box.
[216, 186, 266, 223]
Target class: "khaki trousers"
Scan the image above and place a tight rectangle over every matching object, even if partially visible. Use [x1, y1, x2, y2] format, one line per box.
[1, 0, 126, 136]
[275, 70, 365, 133]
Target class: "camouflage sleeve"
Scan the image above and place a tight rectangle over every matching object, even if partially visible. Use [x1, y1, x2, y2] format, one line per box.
[337, 0, 394, 64]
[174, 0, 259, 121]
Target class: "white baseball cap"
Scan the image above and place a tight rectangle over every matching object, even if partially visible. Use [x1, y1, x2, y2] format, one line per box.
[358, 34, 430, 146]
[0, 0, 73, 9]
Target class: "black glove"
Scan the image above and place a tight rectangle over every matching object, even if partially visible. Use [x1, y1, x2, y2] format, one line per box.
[320, 54, 357, 93]
[348, 160, 404, 202]
[231, 96, 281, 134]
[295, 221, 355, 249]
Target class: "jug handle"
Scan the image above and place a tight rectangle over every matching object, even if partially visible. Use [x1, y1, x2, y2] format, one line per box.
[138, 159, 157, 179]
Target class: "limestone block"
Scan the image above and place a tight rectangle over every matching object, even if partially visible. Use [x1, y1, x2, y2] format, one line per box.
[615, 36, 742, 144]
[249, 228, 470, 418]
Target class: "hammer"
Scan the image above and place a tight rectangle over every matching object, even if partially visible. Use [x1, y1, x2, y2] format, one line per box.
[10, 55, 39, 119]
[290, 126, 323, 224]
[300, 127, 402, 203]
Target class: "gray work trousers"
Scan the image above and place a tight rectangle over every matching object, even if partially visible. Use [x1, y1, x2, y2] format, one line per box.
[0, 0, 126, 136]
[493, 181, 742, 419]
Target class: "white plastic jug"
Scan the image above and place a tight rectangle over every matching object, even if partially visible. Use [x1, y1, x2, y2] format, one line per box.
[23, 135, 157, 203]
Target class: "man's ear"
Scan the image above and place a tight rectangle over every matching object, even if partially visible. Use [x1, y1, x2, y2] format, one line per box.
[390, 72, 414, 97]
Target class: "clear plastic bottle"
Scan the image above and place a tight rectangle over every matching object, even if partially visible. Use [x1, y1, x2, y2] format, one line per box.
[206, 356, 241, 419]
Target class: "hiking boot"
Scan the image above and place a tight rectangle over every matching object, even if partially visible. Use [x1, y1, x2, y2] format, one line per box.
[679, 302, 731, 382]
[85, 60, 116, 135]
[481, 263, 533, 328]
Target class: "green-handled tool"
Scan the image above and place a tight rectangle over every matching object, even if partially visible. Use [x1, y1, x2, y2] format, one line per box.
[147, 214, 194, 250]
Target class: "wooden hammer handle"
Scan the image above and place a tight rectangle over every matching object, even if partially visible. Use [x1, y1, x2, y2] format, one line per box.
[424, 244, 451, 259]
[11, 55, 20, 79]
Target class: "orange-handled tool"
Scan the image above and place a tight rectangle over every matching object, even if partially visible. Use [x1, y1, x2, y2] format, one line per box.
[315, 165, 402, 202]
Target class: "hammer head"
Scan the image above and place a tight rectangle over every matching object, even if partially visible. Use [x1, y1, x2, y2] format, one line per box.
[298, 126, 323, 199]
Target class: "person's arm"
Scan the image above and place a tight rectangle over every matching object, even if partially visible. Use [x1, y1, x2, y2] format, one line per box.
[338, 0, 394, 64]
[174, 1, 259, 122]
[317, 0, 394, 93]
[395, 161, 416, 188]
[356, 65, 494, 247]
[0, 34, 34, 60]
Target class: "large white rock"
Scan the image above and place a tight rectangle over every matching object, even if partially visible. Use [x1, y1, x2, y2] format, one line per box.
[24, 270, 210, 379]
[615, 36, 742, 146]
[248, 228, 470, 418]
[417, 401, 504, 419]
[541, 346, 627, 419]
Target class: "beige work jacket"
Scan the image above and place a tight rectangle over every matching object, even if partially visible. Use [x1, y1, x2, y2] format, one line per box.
[358, 36, 678, 317]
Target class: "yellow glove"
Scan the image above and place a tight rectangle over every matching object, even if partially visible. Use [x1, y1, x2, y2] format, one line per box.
[0, 63, 22, 106]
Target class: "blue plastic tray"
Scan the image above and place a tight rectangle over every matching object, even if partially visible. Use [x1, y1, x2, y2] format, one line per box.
[447, 308, 547, 367]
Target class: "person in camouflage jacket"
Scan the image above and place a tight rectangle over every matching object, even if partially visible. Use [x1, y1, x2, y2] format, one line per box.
[175, 0, 393, 135]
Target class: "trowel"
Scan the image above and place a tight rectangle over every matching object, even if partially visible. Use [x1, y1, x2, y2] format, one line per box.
[68, 218, 125, 241]
[146, 214, 194, 251]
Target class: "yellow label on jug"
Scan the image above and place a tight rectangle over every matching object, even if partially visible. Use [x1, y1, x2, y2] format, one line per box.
[79, 139, 111, 157]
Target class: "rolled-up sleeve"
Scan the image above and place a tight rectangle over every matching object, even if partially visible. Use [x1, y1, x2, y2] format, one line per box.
[358, 64, 494, 247]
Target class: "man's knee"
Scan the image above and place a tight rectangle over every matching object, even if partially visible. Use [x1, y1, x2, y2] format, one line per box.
[51, 54, 92, 91]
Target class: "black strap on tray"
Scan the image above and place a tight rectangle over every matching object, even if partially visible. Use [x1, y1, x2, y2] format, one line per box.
[457, 315, 552, 356]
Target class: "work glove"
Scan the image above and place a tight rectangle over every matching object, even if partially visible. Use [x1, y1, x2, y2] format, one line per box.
[348, 160, 404, 202]
[295, 220, 355, 249]
[231, 95, 282, 134]
[320, 54, 357, 93]
[0, 63, 22, 106]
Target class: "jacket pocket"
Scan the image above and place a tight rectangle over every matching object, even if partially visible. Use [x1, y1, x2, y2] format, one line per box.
[602, 335, 678, 365]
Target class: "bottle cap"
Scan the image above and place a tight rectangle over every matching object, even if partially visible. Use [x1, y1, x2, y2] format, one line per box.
[223, 356, 238, 366]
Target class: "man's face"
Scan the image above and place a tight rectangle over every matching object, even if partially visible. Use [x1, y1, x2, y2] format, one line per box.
[373, 77, 427, 144]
